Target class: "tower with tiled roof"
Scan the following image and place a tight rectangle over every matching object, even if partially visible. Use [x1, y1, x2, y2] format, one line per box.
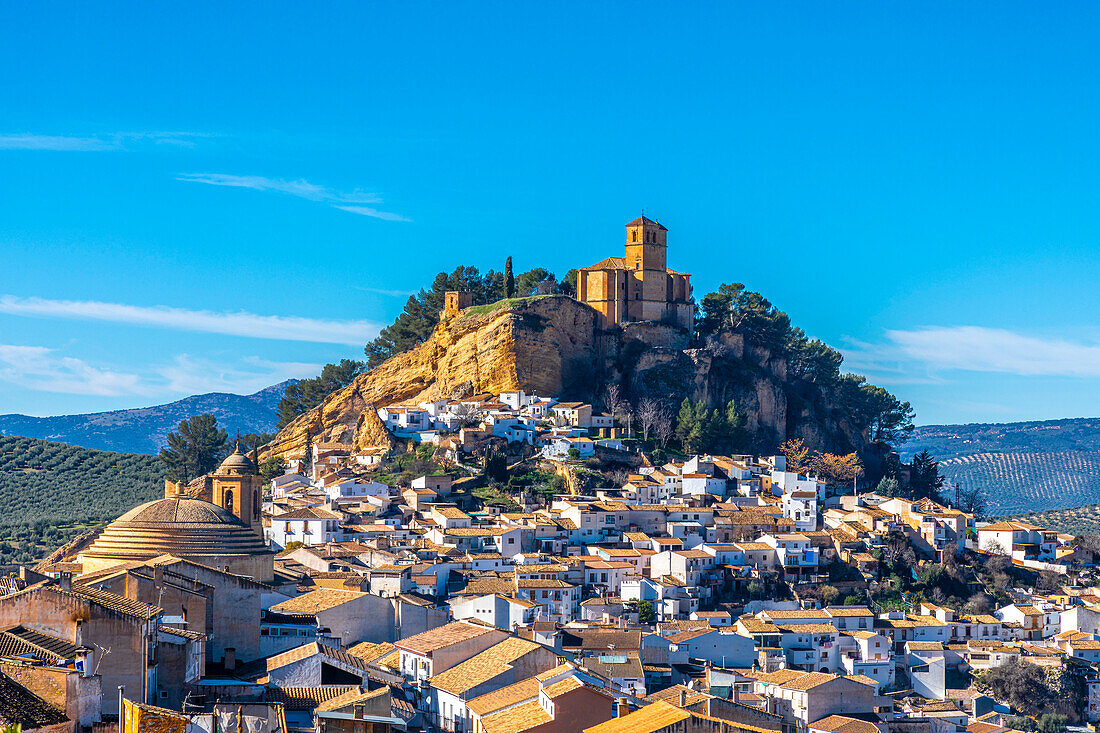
[577, 216, 693, 330]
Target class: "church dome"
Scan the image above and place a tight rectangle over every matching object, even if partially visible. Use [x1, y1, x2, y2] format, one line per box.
[78, 497, 273, 579]
[215, 445, 254, 476]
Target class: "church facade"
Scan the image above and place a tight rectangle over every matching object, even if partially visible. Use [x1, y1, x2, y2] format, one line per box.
[577, 216, 693, 330]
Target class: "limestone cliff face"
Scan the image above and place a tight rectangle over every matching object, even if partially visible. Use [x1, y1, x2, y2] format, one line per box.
[267, 295, 880, 466]
[266, 296, 601, 458]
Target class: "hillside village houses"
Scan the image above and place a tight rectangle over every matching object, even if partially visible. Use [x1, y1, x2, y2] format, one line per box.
[8, 383, 1100, 733]
[3, 226, 1099, 730]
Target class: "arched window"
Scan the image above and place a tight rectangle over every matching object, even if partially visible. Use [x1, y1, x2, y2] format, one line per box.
[632, 229, 638, 242]
[224, 489, 234, 511]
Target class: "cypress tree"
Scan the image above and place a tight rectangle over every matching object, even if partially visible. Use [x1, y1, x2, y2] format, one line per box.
[505, 256, 515, 298]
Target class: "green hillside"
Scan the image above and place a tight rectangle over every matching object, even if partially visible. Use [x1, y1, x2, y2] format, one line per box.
[1004, 503, 1100, 536]
[0, 435, 163, 564]
[939, 450, 1100, 516]
[905, 419, 1100, 516]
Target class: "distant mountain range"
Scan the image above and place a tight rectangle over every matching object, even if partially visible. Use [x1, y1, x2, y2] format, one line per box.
[904, 418, 1100, 516]
[0, 381, 293, 454]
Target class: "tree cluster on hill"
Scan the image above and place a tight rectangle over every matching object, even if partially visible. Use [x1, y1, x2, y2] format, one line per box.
[674, 398, 746, 454]
[0, 435, 163, 563]
[272, 263, 578, 432]
[159, 414, 230, 482]
[696, 282, 915, 448]
[362, 262, 576, 369]
[778, 438, 864, 487]
[976, 659, 1085, 724]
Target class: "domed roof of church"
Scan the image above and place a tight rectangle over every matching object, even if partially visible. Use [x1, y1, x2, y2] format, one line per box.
[215, 445, 254, 475]
[79, 497, 270, 566]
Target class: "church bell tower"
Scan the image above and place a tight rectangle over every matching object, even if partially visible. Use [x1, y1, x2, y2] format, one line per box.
[624, 216, 668, 271]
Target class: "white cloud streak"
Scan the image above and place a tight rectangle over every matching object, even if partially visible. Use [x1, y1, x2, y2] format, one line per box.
[0, 345, 149, 397]
[0, 296, 380, 346]
[0, 132, 206, 151]
[845, 326, 1100, 379]
[334, 205, 413, 222]
[177, 173, 380, 203]
[178, 173, 410, 222]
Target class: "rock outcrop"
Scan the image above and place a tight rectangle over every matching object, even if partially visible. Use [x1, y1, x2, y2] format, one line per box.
[266, 296, 602, 458]
[267, 294, 879, 465]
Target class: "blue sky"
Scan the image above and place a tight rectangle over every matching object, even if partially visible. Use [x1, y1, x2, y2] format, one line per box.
[2, 2, 1100, 425]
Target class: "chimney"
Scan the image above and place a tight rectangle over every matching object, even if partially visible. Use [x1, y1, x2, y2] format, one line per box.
[616, 698, 629, 718]
[354, 704, 365, 720]
[154, 563, 164, 588]
[59, 571, 72, 592]
[224, 647, 236, 671]
[732, 684, 740, 703]
[679, 688, 688, 707]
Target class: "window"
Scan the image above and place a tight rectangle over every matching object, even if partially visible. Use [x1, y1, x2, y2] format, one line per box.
[632, 230, 638, 242]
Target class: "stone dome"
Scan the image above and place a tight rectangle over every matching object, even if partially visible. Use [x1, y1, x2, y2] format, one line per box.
[215, 445, 254, 476]
[78, 497, 273, 580]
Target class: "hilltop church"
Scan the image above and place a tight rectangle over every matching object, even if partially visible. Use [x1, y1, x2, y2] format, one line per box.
[577, 216, 693, 330]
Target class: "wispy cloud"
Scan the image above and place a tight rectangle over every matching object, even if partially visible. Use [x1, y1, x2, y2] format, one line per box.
[844, 326, 1100, 379]
[178, 172, 410, 222]
[333, 205, 413, 222]
[0, 132, 207, 151]
[0, 345, 149, 397]
[351, 284, 419, 298]
[159, 355, 320, 395]
[0, 295, 380, 346]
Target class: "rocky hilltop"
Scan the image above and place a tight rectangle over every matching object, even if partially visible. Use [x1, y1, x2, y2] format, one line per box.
[267, 295, 878, 464]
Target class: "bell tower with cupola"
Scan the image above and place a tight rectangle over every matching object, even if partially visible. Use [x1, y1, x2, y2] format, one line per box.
[210, 443, 265, 535]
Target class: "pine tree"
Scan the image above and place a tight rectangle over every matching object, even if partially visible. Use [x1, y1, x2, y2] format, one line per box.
[505, 256, 515, 298]
[302, 432, 313, 476]
[159, 414, 229, 482]
[675, 398, 697, 449]
[909, 450, 945, 500]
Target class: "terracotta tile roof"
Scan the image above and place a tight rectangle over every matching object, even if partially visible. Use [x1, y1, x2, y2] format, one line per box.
[396, 620, 497, 655]
[465, 577, 516, 595]
[580, 652, 643, 680]
[760, 609, 830, 620]
[584, 700, 690, 733]
[645, 683, 712, 706]
[480, 699, 552, 733]
[346, 641, 396, 664]
[0, 671, 68, 726]
[270, 588, 366, 614]
[775, 623, 839, 634]
[316, 685, 389, 712]
[26, 581, 163, 621]
[429, 637, 544, 695]
[0, 625, 86, 660]
[265, 685, 358, 709]
[266, 642, 368, 673]
[774, 671, 838, 691]
[158, 625, 206, 642]
[543, 675, 589, 698]
[467, 677, 540, 716]
[810, 715, 882, 733]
